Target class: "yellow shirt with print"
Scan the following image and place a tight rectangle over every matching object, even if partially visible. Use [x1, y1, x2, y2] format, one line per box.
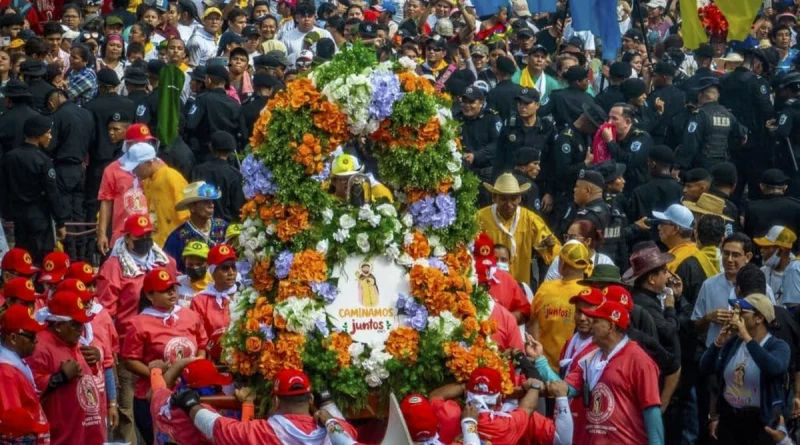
[143, 164, 190, 246]
[531, 279, 587, 372]
[476, 205, 560, 285]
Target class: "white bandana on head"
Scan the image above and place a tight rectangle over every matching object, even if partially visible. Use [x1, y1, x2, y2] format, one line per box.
[465, 391, 511, 420]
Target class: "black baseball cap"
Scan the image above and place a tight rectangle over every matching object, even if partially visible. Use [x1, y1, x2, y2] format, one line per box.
[461, 85, 485, 101]
[684, 168, 710, 183]
[577, 169, 605, 189]
[515, 147, 541, 165]
[648, 144, 675, 165]
[516, 87, 540, 103]
[97, 67, 121, 87]
[761, 168, 790, 187]
[695, 43, 714, 59]
[528, 44, 548, 56]
[709, 162, 738, 187]
[652, 61, 676, 76]
[609, 61, 631, 79]
[581, 102, 608, 127]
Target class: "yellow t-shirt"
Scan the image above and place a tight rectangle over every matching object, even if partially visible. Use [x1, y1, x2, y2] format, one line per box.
[531, 279, 588, 372]
[476, 205, 561, 286]
[143, 164, 190, 246]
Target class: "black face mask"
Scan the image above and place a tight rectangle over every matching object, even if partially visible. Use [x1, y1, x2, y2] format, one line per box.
[131, 237, 154, 256]
[186, 266, 207, 280]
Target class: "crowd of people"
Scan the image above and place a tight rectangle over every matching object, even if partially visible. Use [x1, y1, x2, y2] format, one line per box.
[3, 0, 800, 443]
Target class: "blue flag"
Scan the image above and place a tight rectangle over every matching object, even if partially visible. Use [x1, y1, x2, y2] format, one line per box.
[473, 0, 509, 18]
[527, 0, 557, 13]
[569, 0, 621, 61]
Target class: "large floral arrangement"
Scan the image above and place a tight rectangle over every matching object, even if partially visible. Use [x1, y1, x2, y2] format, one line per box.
[226, 43, 511, 412]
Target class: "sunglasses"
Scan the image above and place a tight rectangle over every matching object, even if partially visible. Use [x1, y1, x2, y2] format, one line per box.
[82, 31, 99, 40]
[428, 47, 445, 53]
[217, 264, 237, 272]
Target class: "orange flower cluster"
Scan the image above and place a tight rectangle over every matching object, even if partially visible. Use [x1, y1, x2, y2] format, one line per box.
[386, 327, 420, 364]
[444, 245, 472, 277]
[249, 108, 272, 148]
[417, 119, 441, 148]
[247, 297, 274, 326]
[240, 194, 268, 220]
[246, 336, 263, 353]
[276, 280, 312, 302]
[251, 260, 275, 293]
[327, 332, 353, 368]
[288, 79, 322, 109]
[312, 101, 349, 151]
[405, 232, 431, 259]
[291, 133, 324, 175]
[230, 350, 257, 376]
[253, 201, 310, 242]
[461, 317, 480, 339]
[480, 319, 497, 337]
[443, 341, 513, 394]
[409, 264, 474, 316]
[259, 333, 306, 380]
[371, 119, 441, 152]
[289, 250, 328, 282]
[398, 72, 435, 95]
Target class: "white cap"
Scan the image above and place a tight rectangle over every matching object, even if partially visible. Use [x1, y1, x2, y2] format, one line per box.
[298, 49, 314, 61]
[645, 0, 666, 8]
[652, 204, 694, 230]
[120, 142, 157, 172]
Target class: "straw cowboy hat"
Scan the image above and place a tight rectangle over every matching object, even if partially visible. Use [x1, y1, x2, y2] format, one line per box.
[482, 173, 531, 195]
[683, 193, 733, 221]
[175, 181, 222, 211]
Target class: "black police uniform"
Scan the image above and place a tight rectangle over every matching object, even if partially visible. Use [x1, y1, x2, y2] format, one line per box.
[0, 143, 68, 263]
[144, 87, 160, 132]
[647, 84, 686, 145]
[486, 79, 523, 123]
[744, 194, 800, 239]
[511, 169, 541, 213]
[601, 191, 629, 267]
[539, 85, 594, 129]
[457, 106, 501, 181]
[185, 88, 247, 163]
[679, 66, 722, 100]
[595, 84, 625, 113]
[242, 94, 269, 135]
[774, 98, 800, 196]
[27, 78, 55, 113]
[128, 89, 151, 124]
[0, 102, 39, 154]
[606, 128, 653, 194]
[676, 100, 745, 171]
[47, 100, 95, 260]
[627, 172, 683, 221]
[161, 136, 195, 181]
[563, 195, 612, 237]
[192, 159, 246, 222]
[494, 113, 554, 179]
[544, 125, 589, 229]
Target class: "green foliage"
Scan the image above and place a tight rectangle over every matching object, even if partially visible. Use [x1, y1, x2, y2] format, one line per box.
[302, 335, 370, 413]
[382, 329, 448, 400]
[311, 42, 377, 89]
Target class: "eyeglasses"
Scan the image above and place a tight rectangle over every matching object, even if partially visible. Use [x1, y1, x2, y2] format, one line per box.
[297, 60, 312, 68]
[563, 233, 586, 241]
[217, 264, 237, 272]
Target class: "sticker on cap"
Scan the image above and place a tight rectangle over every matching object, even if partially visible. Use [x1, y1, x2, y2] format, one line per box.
[77, 298, 84, 309]
[140, 126, 149, 135]
[562, 144, 571, 154]
[620, 294, 629, 305]
[44, 260, 54, 271]
[23, 253, 32, 264]
[25, 280, 34, 290]
[158, 271, 170, 281]
[112, 113, 120, 121]
[610, 310, 620, 321]
[219, 245, 231, 255]
[77, 282, 86, 291]
[479, 245, 490, 256]
[580, 289, 591, 295]
[137, 216, 149, 227]
[408, 396, 423, 404]
[82, 264, 93, 274]
[578, 169, 585, 178]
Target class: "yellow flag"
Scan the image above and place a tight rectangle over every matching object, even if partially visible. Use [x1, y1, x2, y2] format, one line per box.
[714, 0, 763, 42]
[680, 0, 706, 50]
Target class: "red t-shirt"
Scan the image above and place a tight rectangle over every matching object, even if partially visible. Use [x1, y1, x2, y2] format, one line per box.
[89, 307, 119, 371]
[190, 293, 231, 361]
[98, 160, 148, 245]
[430, 397, 463, 444]
[490, 302, 524, 351]
[564, 341, 661, 444]
[120, 308, 208, 399]
[519, 412, 556, 445]
[476, 408, 529, 445]
[212, 414, 358, 445]
[0, 363, 50, 444]
[27, 330, 106, 445]
[557, 336, 598, 444]
[151, 387, 214, 445]
[97, 256, 178, 341]
[488, 270, 531, 318]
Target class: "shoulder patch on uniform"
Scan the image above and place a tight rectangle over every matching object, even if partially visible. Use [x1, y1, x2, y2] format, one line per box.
[47, 168, 55, 179]
[561, 143, 571, 154]
[780, 114, 788, 126]
[631, 141, 642, 152]
[688, 121, 697, 133]
[509, 134, 517, 142]
[136, 104, 146, 116]
[189, 104, 198, 115]
[760, 85, 767, 95]
[495, 121, 502, 134]
[541, 96, 550, 105]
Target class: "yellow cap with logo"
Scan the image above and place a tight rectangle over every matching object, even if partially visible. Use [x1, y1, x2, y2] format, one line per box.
[182, 241, 210, 259]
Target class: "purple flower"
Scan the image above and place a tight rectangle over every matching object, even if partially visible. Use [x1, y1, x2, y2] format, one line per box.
[242, 154, 279, 199]
[310, 281, 339, 303]
[428, 258, 449, 274]
[315, 318, 330, 337]
[409, 307, 428, 331]
[311, 161, 331, 182]
[408, 193, 457, 230]
[274, 250, 294, 279]
[368, 71, 404, 121]
[396, 293, 412, 311]
[260, 324, 275, 341]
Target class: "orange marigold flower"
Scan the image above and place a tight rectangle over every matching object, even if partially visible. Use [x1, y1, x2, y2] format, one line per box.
[245, 319, 260, 332]
[289, 249, 328, 282]
[276, 280, 313, 301]
[291, 133, 324, 175]
[462, 317, 480, 338]
[246, 336, 263, 353]
[251, 260, 275, 293]
[416, 119, 441, 150]
[230, 351, 257, 376]
[480, 319, 498, 336]
[386, 327, 420, 364]
[457, 299, 477, 317]
[405, 232, 431, 260]
[404, 188, 431, 204]
[328, 332, 353, 368]
[288, 78, 322, 109]
[274, 316, 287, 330]
[249, 109, 272, 148]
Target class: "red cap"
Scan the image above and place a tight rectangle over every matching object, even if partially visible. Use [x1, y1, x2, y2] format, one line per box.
[363, 9, 379, 21]
[143, 269, 177, 293]
[400, 394, 439, 441]
[473, 233, 496, 284]
[568, 287, 604, 306]
[47, 291, 94, 324]
[125, 123, 156, 143]
[1, 304, 45, 334]
[66, 262, 96, 284]
[4, 277, 41, 303]
[56, 279, 93, 303]
[602, 285, 633, 311]
[124, 214, 154, 237]
[581, 300, 630, 330]
[38, 251, 71, 284]
[272, 369, 311, 396]
[467, 366, 502, 395]
[0, 407, 49, 438]
[207, 244, 236, 266]
[1, 248, 38, 276]
[182, 359, 234, 388]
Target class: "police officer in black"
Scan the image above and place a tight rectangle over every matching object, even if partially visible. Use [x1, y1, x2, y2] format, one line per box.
[186, 64, 247, 163]
[595, 61, 631, 113]
[628, 144, 683, 222]
[192, 131, 245, 222]
[565, 169, 612, 234]
[602, 103, 653, 194]
[744, 169, 800, 239]
[539, 65, 594, 129]
[596, 161, 630, 267]
[621, 78, 657, 134]
[493, 88, 554, 179]
[0, 115, 68, 264]
[20, 59, 54, 113]
[242, 73, 280, 134]
[708, 161, 741, 234]
[486, 56, 522, 123]
[676, 77, 746, 172]
[0, 80, 39, 154]
[45, 89, 95, 260]
[647, 61, 686, 145]
[543, 102, 605, 229]
[456, 85, 500, 205]
[771, 72, 800, 197]
[124, 66, 151, 124]
[510, 147, 542, 212]
[680, 43, 722, 97]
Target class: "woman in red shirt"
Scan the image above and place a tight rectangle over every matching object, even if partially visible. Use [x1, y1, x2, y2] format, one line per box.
[120, 268, 207, 445]
[190, 244, 237, 362]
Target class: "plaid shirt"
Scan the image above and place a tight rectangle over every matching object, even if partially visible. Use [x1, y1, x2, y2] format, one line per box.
[66, 67, 98, 106]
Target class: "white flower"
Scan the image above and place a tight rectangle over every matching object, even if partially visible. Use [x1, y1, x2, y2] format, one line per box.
[339, 214, 356, 229]
[402, 213, 414, 228]
[453, 175, 462, 191]
[316, 239, 329, 255]
[244, 237, 259, 253]
[358, 205, 375, 221]
[348, 342, 365, 359]
[446, 162, 460, 173]
[398, 56, 418, 72]
[367, 214, 382, 228]
[433, 245, 447, 258]
[333, 228, 350, 243]
[428, 235, 441, 247]
[322, 208, 334, 224]
[392, 219, 403, 233]
[428, 311, 461, 339]
[377, 368, 390, 379]
[365, 374, 382, 388]
[274, 298, 325, 335]
[356, 233, 371, 253]
[265, 223, 276, 235]
[397, 253, 414, 266]
[403, 232, 415, 247]
[376, 203, 397, 218]
[385, 243, 401, 260]
[382, 235, 394, 246]
[447, 139, 458, 153]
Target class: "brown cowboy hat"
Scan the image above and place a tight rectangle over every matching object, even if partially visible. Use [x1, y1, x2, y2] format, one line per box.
[622, 244, 675, 283]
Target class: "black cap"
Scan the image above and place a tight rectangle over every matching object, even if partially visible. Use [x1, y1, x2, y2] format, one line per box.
[709, 162, 738, 187]
[515, 147, 541, 165]
[242, 25, 259, 38]
[761, 168, 790, 187]
[623, 29, 643, 43]
[359, 21, 377, 38]
[107, 109, 134, 125]
[515, 87, 540, 103]
[652, 61, 676, 76]
[621, 78, 647, 100]
[577, 169, 605, 188]
[316, 38, 336, 61]
[562, 36, 584, 51]
[516, 27, 534, 38]
[594, 161, 626, 183]
[206, 64, 230, 84]
[147, 59, 166, 76]
[496, 56, 516, 75]
[609, 61, 632, 79]
[210, 130, 236, 151]
[19, 59, 46, 77]
[695, 43, 714, 59]
[779, 72, 800, 89]
[191, 66, 206, 82]
[563, 65, 588, 82]
[461, 85, 485, 101]
[684, 168, 710, 183]
[581, 102, 607, 127]
[528, 44, 548, 56]
[253, 72, 281, 88]
[264, 50, 289, 68]
[124, 67, 148, 86]
[1, 79, 30, 98]
[696, 76, 720, 92]
[427, 34, 448, 49]
[22, 115, 52, 138]
[648, 144, 675, 165]
[218, 30, 247, 49]
[97, 67, 121, 86]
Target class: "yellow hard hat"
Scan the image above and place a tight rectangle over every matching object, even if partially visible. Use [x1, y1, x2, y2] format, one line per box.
[331, 154, 364, 177]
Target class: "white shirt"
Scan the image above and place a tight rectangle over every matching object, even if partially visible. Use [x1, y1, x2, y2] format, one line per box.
[723, 334, 771, 409]
[178, 22, 200, 42]
[279, 26, 334, 57]
[186, 27, 217, 67]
